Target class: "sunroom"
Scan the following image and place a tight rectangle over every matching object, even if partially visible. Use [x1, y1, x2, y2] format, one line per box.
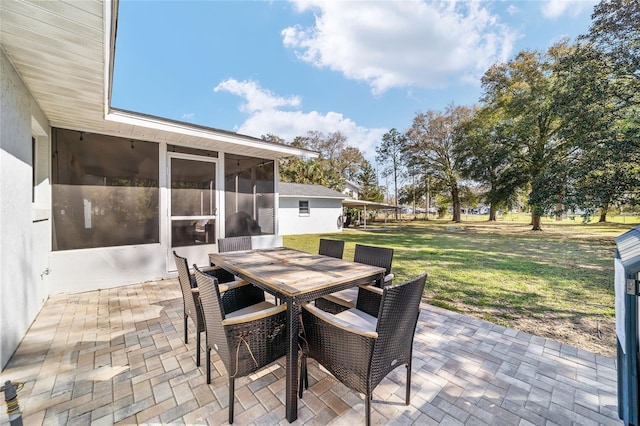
[45, 121, 307, 293]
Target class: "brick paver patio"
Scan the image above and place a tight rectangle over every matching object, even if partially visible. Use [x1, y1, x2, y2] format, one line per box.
[0, 279, 622, 425]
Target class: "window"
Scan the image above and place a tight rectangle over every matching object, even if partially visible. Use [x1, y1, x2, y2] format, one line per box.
[299, 200, 310, 215]
[224, 154, 275, 237]
[51, 128, 160, 250]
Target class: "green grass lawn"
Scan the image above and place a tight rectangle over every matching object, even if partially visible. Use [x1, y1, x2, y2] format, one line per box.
[284, 218, 640, 357]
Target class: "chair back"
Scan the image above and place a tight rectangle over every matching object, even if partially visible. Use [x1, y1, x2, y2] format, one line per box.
[173, 251, 203, 329]
[318, 239, 345, 259]
[370, 273, 426, 388]
[218, 236, 252, 253]
[194, 267, 231, 364]
[354, 244, 394, 276]
[195, 265, 287, 381]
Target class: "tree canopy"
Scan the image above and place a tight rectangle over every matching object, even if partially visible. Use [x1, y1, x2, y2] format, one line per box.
[270, 0, 639, 227]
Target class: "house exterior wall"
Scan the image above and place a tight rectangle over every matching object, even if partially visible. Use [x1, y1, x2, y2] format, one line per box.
[46, 233, 282, 294]
[343, 181, 360, 200]
[1, 49, 51, 369]
[279, 197, 343, 235]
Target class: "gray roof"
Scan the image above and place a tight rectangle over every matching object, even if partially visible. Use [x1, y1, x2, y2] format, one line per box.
[279, 182, 346, 199]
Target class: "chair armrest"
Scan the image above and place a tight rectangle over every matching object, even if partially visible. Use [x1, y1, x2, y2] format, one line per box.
[320, 293, 355, 309]
[360, 284, 383, 295]
[201, 265, 220, 274]
[201, 266, 237, 284]
[218, 280, 250, 293]
[222, 303, 287, 326]
[302, 303, 378, 338]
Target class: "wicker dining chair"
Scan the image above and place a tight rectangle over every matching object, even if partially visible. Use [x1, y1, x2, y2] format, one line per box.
[315, 244, 394, 314]
[194, 266, 287, 424]
[300, 273, 427, 426]
[173, 251, 241, 366]
[353, 244, 394, 282]
[217, 236, 252, 253]
[318, 238, 345, 259]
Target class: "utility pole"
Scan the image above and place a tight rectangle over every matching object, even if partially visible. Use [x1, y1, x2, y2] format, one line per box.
[412, 170, 416, 218]
[425, 174, 430, 221]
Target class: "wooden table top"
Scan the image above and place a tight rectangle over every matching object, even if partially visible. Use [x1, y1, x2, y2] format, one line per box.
[208, 247, 385, 298]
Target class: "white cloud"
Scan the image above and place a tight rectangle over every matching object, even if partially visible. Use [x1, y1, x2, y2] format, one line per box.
[214, 78, 386, 157]
[214, 79, 301, 113]
[238, 110, 387, 157]
[182, 112, 195, 120]
[541, 0, 597, 19]
[282, 0, 516, 94]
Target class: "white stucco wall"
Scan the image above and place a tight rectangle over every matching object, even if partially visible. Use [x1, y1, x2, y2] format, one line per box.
[0, 49, 51, 369]
[279, 197, 343, 235]
[47, 233, 283, 294]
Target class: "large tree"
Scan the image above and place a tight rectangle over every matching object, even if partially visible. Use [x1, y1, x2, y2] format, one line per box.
[454, 106, 527, 220]
[300, 131, 367, 191]
[266, 134, 329, 186]
[585, 0, 640, 213]
[376, 128, 408, 218]
[407, 105, 472, 223]
[553, 42, 637, 221]
[553, 0, 640, 221]
[272, 132, 367, 190]
[480, 46, 570, 230]
[357, 160, 385, 203]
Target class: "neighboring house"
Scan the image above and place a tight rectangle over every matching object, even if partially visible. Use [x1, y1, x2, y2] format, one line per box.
[0, 1, 314, 369]
[343, 179, 362, 200]
[279, 183, 346, 235]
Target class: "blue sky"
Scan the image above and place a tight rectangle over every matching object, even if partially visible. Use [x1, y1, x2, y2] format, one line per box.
[112, 0, 597, 162]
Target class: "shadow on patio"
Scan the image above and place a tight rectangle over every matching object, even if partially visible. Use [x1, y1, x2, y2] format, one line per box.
[0, 279, 621, 425]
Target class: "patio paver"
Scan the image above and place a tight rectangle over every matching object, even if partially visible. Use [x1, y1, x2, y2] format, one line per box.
[0, 279, 622, 425]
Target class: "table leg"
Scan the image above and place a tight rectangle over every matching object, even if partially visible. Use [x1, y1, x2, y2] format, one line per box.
[285, 299, 300, 423]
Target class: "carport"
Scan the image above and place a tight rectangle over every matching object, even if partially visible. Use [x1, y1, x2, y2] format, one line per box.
[341, 199, 402, 229]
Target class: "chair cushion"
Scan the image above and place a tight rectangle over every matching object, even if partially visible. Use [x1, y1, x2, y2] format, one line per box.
[302, 303, 378, 338]
[226, 301, 275, 319]
[335, 308, 377, 333]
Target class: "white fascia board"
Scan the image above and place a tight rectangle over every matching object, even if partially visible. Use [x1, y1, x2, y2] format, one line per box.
[105, 110, 317, 158]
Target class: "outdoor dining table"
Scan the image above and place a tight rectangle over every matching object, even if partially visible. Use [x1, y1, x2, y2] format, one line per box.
[208, 246, 386, 423]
